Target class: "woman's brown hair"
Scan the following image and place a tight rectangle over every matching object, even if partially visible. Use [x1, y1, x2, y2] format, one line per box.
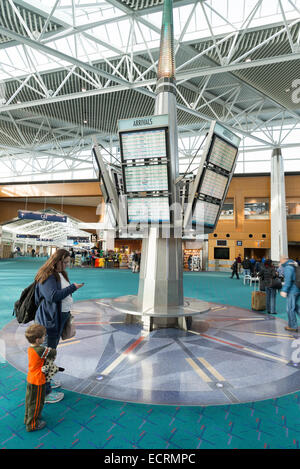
[35, 248, 71, 284]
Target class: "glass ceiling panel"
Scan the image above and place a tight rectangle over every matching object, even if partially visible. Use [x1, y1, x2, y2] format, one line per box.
[2, 0, 300, 81]
[0, 0, 300, 182]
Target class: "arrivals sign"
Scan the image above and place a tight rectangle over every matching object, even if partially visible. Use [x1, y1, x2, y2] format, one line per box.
[118, 114, 168, 132]
[18, 210, 67, 223]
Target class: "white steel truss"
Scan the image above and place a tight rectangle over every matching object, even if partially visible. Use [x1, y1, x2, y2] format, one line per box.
[0, 0, 299, 181]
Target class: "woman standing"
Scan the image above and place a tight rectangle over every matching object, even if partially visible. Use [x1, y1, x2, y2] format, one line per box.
[34, 249, 84, 403]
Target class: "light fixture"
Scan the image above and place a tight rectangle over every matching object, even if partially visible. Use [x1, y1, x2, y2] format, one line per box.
[82, 87, 86, 92]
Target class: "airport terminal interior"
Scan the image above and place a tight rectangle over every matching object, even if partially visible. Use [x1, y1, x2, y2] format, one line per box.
[1, 0, 300, 451]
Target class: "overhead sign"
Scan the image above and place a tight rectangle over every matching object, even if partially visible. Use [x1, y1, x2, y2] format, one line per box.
[67, 236, 90, 243]
[18, 210, 67, 223]
[16, 234, 40, 239]
[118, 114, 168, 132]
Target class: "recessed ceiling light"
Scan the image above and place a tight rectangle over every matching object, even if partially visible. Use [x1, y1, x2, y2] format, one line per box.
[82, 87, 86, 92]
[245, 58, 252, 62]
[83, 120, 88, 124]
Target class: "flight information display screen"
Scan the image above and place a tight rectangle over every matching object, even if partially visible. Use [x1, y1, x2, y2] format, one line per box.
[192, 200, 220, 228]
[200, 169, 228, 200]
[124, 164, 168, 192]
[127, 197, 170, 223]
[208, 135, 238, 172]
[120, 128, 167, 161]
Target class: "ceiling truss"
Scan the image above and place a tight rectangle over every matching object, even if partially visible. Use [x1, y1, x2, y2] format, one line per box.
[0, 0, 299, 180]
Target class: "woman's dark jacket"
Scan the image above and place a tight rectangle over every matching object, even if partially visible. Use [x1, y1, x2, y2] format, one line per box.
[258, 265, 276, 288]
[35, 274, 77, 338]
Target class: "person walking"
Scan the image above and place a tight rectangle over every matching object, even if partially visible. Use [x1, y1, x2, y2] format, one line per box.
[280, 256, 300, 332]
[230, 259, 239, 279]
[34, 249, 84, 403]
[236, 254, 242, 274]
[69, 248, 75, 268]
[258, 259, 277, 314]
[136, 252, 141, 273]
[24, 324, 56, 431]
[132, 251, 138, 273]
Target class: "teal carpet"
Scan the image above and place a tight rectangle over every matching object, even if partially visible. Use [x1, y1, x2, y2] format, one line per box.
[0, 258, 299, 450]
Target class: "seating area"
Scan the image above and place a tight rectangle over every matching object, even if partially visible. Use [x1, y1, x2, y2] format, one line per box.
[243, 274, 260, 286]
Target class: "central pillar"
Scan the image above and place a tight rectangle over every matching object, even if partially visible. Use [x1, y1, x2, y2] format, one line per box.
[136, 0, 184, 329]
[270, 147, 288, 262]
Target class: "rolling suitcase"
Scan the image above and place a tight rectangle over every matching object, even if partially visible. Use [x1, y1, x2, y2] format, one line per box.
[251, 279, 266, 311]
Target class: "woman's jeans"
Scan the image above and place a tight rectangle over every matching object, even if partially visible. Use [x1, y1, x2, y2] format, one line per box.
[287, 292, 300, 329]
[265, 287, 276, 314]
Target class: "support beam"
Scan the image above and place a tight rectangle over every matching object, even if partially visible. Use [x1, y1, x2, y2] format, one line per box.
[270, 148, 288, 262]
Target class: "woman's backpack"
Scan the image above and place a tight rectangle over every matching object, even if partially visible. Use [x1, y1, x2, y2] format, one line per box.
[13, 282, 39, 324]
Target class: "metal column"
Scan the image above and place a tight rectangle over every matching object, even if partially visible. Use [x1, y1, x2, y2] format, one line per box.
[270, 148, 288, 262]
[137, 0, 184, 329]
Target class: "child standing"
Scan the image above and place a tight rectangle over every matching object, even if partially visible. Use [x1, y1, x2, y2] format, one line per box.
[24, 324, 57, 432]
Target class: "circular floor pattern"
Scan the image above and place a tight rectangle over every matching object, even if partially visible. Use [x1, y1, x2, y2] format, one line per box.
[1, 297, 300, 406]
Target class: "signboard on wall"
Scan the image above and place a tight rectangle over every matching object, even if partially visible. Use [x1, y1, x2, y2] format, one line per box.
[91, 234, 98, 243]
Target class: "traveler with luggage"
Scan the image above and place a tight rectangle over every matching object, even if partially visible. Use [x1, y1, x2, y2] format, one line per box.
[258, 259, 278, 314]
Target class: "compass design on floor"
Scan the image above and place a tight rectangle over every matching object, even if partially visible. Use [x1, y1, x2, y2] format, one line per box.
[1, 298, 299, 406]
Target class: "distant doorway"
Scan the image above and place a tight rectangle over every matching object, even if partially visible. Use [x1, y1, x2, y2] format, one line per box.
[244, 248, 269, 260]
[288, 245, 300, 261]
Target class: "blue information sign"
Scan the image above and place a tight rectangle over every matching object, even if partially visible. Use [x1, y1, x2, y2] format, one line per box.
[18, 210, 67, 223]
